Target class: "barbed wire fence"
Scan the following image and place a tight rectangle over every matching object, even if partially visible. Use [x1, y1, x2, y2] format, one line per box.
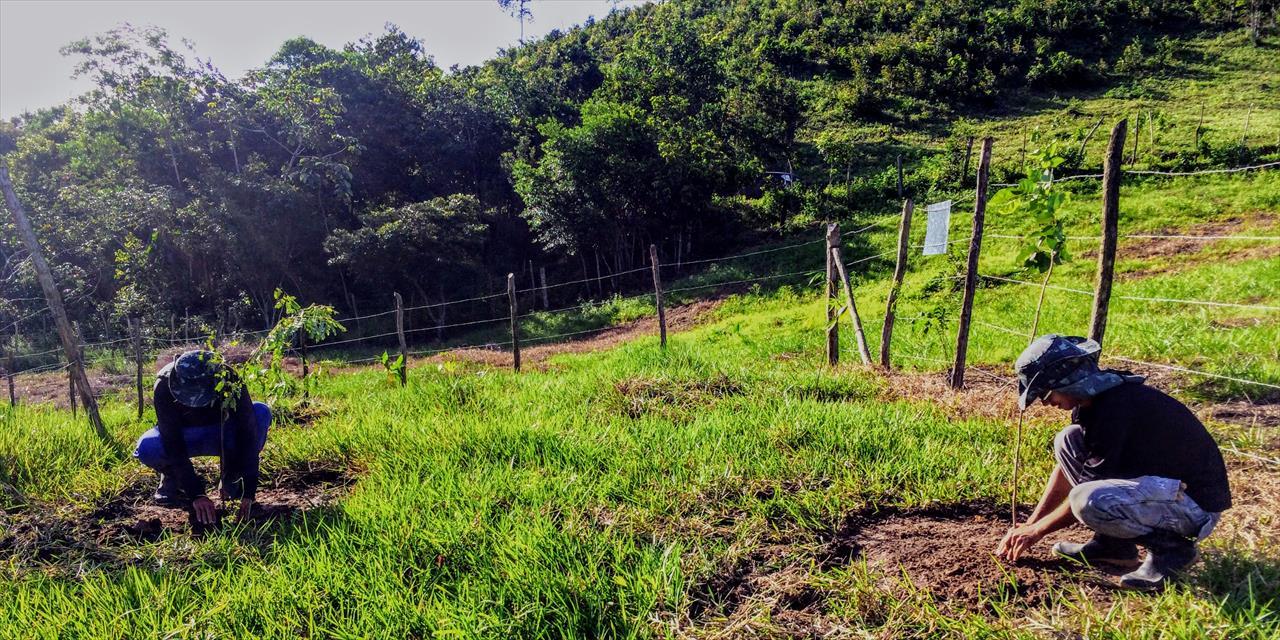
[2, 124, 1277, 419]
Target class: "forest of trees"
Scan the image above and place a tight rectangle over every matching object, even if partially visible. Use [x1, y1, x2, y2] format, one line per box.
[1, 0, 1273, 344]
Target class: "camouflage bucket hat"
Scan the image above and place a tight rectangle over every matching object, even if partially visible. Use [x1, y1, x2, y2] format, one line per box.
[167, 350, 220, 407]
[1014, 335, 1123, 409]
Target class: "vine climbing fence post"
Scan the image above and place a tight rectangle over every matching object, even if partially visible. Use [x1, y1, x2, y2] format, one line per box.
[950, 137, 993, 390]
[825, 223, 840, 366]
[880, 197, 914, 368]
[649, 244, 667, 348]
[0, 165, 109, 441]
[1089, 119, 1127, 346]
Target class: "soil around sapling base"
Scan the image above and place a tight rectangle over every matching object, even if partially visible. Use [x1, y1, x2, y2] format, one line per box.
[0, 462, 357, 574]
[828, 502, 1122, 611]
[682, 500, 1121, 634]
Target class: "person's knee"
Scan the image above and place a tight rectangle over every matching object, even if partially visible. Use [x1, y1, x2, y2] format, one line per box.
[133, 429, 166, 469]
[253, 402, 272, 429]
[1069, 481, 1141, 537]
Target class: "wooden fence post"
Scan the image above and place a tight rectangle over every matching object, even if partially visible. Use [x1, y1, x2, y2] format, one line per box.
[825, 223, 840, 366]
[960, 136, 975, 186]
[1077, 117, 1103, 164]
[950, 137, 992, 390]
[508, 273, 521, 372]
[299, 333, 309, 388]
[1130, 113, 1141, 165]
[394, 292, 408, 387]
[830, 247, 873, 365]
[649, 244, 667, 348]
[539, 266, 549, 310]
[130, 318, 144, 419]
[69, 321, 81, 417]
[1089, 119, 1127, 346]
[1194, 105, 1204, 147]
[880, 197, 914, 368]
[3, 328, 14, 407]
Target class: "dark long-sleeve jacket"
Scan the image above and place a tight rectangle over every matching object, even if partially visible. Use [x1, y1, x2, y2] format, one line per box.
[154, 368, 259, 501]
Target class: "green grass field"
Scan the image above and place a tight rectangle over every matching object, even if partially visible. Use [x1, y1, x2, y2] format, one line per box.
[2, 31, 1279, 640]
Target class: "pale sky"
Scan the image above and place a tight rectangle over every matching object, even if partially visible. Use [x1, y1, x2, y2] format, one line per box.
[0, 0, 648, 119]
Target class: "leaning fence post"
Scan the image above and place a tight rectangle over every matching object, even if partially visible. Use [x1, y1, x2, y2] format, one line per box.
[825, 223, 840, 366]
[130, 317, 144, 419]
[880, 198, 915, 368]
[950, 137, 992, 390]
[649, 244, 667, 348]
[394, 292, 408, 387]
[830, 247, 873, 365]
[508, 273, 521, 372]
[1089, 119, 1127, 346]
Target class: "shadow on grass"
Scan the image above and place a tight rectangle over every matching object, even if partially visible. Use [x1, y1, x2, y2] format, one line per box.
[1195, 547, 1280, 631]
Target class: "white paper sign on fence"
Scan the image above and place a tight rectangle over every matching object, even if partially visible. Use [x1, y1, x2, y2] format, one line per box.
[922, 200, 952, 255]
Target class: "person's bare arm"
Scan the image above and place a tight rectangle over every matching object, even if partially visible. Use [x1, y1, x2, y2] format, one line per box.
[1025, 465, 1071, 525]
[996, 465, 1075, 562]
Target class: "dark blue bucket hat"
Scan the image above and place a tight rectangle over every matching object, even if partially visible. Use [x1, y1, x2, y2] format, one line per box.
[165, 350, 221, 407]
[1014, 335, 1126, 409]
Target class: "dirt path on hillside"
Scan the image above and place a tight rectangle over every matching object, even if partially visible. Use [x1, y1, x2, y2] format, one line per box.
[6, 297, 728, 406]
[418, 297, 725, 371]
[1079, 214, 1280, 280]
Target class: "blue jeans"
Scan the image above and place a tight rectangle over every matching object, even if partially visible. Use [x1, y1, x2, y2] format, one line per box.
[1054, 425, 1219, 540]
[133, 402, 272, 470]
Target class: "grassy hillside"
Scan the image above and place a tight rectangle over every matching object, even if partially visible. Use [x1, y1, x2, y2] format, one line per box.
[2, 28, 1278, 640]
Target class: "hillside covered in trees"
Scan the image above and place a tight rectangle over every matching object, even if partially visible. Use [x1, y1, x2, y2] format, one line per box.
[1, 0, 1274, 341]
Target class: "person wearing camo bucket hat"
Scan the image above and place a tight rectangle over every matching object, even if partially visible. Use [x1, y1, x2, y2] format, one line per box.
[131, 350, 272, 526]
[996, 335, 1231, 591]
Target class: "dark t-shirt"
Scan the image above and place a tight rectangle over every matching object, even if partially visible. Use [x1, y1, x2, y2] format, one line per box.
[154, 366, 259, 501]
[1073, 380, 1231, 512]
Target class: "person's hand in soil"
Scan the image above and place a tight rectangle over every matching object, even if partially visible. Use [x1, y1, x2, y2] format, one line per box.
[191, 495, 220, 526]
[236, 498, 255, 522]
[996, 522, 1045, 562]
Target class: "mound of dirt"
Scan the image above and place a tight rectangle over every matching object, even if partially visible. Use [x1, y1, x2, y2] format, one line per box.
[830, 503, 1118, 611]
[0, 463, 355, 572]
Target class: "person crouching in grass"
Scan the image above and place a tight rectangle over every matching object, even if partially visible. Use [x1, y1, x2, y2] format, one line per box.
[133, 350, 272, 525]
[995, 334, 1231, 591]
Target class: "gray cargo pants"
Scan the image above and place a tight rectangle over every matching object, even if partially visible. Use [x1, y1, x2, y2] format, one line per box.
[1053, 425, 1220, 540]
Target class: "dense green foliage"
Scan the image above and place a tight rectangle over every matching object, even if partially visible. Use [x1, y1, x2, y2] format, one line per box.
[1, 0, 1275, 347]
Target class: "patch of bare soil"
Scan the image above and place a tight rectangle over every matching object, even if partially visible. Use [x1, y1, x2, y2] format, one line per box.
[0, 463, 355, 574]
[832, 503, 1117, 610]
[424, 297, 725, 370]
[10, 369, 134, 410]
[676, 501, 1118, 637]
[871, 365, 1057, 423]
